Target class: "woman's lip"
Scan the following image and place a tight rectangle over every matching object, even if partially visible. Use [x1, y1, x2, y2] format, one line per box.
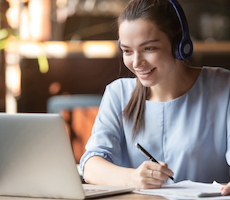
[136, 68, 155, 79]
[136, 68, 155, 75]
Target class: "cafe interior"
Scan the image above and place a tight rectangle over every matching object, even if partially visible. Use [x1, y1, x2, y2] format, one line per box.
[0, 0, 230, 163]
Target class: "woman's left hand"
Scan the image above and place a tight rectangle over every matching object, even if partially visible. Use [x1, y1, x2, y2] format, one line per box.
[221, 182, 230, 196]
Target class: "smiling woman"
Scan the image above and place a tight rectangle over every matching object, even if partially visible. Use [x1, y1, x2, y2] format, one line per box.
[80, 0, 230, 193]
[118, 0, 199, 135]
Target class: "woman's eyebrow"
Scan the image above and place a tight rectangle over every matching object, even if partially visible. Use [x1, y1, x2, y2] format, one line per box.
[120, 39, 159, 48]
[139, 39, 159, 46]
[120, 43, 129, 48]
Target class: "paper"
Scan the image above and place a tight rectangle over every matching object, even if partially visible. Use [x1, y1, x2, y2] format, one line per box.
[136, 180, 225, 198]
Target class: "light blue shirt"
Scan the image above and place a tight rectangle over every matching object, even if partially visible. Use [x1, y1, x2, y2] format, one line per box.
[80, 66, 230, 183]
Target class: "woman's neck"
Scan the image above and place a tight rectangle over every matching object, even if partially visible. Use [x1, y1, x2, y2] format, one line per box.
[148, 64, 202, 102]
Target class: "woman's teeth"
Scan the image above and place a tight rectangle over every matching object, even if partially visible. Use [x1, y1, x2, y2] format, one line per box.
[139, 69, 152, 75]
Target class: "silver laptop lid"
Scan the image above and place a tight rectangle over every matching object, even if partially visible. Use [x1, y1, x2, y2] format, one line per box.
[0, 113, 85, 199]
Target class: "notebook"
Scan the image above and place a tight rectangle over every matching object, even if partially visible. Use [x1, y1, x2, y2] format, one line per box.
[0, 113, 134, 199]
[137, 180, 224, 198]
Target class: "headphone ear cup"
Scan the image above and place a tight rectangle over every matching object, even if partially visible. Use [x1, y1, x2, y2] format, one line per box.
[118, 39, 123, 53]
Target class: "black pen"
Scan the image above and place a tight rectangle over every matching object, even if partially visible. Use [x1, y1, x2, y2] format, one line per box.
[135, 142, 175, 182]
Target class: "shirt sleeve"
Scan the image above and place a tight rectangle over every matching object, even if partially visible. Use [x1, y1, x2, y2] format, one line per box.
[226, 92, 230, 165]
[80, 80, 125, 175]
[224, 68, 230, 166]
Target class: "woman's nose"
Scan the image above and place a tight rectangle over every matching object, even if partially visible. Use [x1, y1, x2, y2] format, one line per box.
[133, 53, 145, 69]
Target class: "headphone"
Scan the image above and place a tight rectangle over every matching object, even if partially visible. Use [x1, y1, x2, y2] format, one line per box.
[118, 0, 193, 60]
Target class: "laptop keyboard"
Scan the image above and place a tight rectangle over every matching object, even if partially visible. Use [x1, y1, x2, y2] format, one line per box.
[84, 188, 109, 194]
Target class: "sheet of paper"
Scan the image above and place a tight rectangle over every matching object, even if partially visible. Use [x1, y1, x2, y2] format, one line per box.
[135, 180, 228, 199]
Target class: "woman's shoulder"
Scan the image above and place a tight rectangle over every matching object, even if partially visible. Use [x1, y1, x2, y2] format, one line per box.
[106, 77, 137, 92]
[202, 66, 230, 77]
[200, 66, 230, 84]
[101, 78, 136, 108]
[196, 67, 230, 96]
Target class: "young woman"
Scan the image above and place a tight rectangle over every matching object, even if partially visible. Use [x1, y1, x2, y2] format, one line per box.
[80, 0, 230, 194]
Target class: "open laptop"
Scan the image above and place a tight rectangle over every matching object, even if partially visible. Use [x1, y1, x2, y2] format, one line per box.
[0, 113, 134, 199]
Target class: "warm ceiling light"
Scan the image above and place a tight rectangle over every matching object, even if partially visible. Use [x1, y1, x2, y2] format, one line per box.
[44, 42, 68, 58]
[83, 41, 117, 58]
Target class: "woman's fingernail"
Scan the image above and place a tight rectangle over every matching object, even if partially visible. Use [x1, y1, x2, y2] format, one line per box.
[221, 188, 227, 196]
[221, 187, 225, 191]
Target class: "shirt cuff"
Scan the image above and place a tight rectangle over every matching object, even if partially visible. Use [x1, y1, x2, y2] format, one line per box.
[80, 151, 113, 181]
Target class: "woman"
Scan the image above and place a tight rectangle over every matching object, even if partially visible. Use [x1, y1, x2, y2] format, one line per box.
[80, 0, 230, 194]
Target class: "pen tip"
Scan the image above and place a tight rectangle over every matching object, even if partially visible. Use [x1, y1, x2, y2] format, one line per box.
[170, 177, 176, 183]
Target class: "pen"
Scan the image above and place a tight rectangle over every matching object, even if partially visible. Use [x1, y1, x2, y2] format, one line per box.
[135, 142, 175, 182]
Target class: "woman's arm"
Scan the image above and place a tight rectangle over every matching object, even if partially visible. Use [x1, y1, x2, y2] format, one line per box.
[83, 156, 174, 190]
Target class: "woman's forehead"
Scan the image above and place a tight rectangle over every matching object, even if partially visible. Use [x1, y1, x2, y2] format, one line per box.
[119, 19, 159, 32]
[119, 19, 162, 40]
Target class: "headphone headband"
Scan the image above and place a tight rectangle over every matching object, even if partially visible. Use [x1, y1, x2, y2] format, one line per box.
[169, 0, 193, 60]
[169, 0, 188, 39]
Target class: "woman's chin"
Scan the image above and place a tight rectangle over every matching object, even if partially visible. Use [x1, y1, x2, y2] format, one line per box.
[139, 80, 156, 88]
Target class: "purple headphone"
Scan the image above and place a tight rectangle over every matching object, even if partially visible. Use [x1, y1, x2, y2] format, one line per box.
[118, 0, 193, 60]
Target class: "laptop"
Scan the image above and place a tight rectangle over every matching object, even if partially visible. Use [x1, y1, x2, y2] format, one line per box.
[0, 113, 134, 199]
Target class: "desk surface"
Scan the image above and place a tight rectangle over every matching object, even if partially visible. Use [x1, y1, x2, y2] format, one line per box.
[1, 193, 230, 200]
[95, 192, 168, 200]
[0, 193, 167, 200]
[0, 193, 169, 200]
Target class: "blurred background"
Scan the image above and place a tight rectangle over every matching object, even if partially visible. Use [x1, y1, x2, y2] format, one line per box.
[0, 0, 230, 163]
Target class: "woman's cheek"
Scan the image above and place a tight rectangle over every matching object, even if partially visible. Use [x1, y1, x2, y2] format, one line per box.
[123, 58, 134, 73]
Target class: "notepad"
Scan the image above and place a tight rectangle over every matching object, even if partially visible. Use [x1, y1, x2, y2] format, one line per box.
[138, 180, 224, 198]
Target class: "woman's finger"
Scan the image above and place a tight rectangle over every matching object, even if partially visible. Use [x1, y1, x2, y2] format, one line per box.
[221, 182, 230, 196]
[149, 169, 153, 178]
[138, 176, 164, 189]
[152, 170, 171, 181]
[148, 162, 174, 178]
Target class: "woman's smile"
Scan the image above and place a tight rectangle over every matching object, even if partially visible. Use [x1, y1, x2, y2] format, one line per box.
[136, 68, 156, 79]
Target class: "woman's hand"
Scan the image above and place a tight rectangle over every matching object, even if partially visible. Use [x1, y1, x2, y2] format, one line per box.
[221, 182, 230, 196]
[130, 161, 174, 190]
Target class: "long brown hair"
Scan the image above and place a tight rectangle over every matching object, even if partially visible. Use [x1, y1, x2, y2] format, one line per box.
[119, 0, 182, 139]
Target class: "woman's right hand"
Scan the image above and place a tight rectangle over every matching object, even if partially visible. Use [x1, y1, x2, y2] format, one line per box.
[130, 161, 174, 190]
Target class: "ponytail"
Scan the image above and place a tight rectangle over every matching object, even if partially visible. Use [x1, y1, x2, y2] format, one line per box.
[122, 79, 150, 139]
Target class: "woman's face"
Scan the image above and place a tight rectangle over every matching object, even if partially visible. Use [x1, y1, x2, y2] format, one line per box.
[119, 19, 177, 88]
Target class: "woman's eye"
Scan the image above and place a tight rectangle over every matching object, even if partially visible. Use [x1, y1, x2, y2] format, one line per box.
[123, 49, 132, 54]
[145, 47, 155, 51]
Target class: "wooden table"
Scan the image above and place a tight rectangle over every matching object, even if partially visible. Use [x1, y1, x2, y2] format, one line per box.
[0, 191, 230, 200]
[0, 193, 168, 200]
[95, 192, 169, 200]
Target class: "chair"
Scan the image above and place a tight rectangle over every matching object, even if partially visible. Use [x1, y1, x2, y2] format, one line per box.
[47, 94, 102, 163]
[47, 94, 102, 113]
